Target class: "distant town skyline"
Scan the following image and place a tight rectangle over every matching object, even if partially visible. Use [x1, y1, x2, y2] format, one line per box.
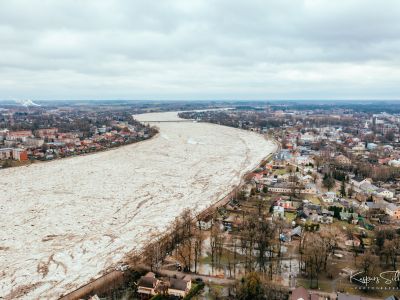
[1, 0, 400, 100]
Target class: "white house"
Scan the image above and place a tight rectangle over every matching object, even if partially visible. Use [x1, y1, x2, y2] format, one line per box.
[321, 191, 337, 203]
[198, 216, 213, 230]
[377, 188, 394, 199]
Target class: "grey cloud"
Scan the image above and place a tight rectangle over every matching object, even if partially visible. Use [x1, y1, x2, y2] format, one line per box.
[0, 0, 399, 100]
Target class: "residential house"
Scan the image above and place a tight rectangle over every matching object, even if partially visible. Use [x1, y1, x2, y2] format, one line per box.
[318, 209, 334, 224]
[345, 236, 361, 248]
[296, 155, 314, 166]
[353, 178, 394, 199]
[222, 214, 241, 231]
[269, 183, 316, 195]
[385, 203, 400, 220]
[290, 286, 320, 300]
[321, 192, 337, 203]
[335, 154, 352, 166]
[24, 137, 45, 148]
[290, 286, 308, 300]
[0, 148, 12, 160]
[197, 215, 213, 230]
[168, 276, 191, 298]
[12, 148, 28, 161]
[359, 181, 378, 194]
[304, 183, 317, 194]
[366, 143, 378, 150]
[389, 159, 400, 167]
[377, 188, 394, 199]
[340, 212, 358, 223]
[137, 272, 160, 296]
[137, 273, 192, 298]
[301, 205, 333, 224]
[300, 133, 316, 145]
[290, 226, 302, 239]
[7, 130, 33, 142]
[337, 293, 367, 300]
[355, 192, 368, 203]
[300, 174, 314, 184]
[273, 150, 292, 167]
[36, 128, 58, 139]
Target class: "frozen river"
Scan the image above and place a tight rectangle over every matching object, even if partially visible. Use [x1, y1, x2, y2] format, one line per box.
[0, 111, 276, 299]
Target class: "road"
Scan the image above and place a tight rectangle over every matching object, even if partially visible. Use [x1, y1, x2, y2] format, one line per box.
[158, 268, 236, 285]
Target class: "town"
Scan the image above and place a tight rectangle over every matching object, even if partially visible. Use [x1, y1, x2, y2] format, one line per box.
[67, 101, 400, 300]
[0, 102, 158, 168]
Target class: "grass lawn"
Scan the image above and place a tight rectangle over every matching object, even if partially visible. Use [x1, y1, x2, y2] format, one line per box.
[332, 220, 355, 232]
[285, 212, 297, 222]
[307, 196, 321, 205]
[273, 169, 287, 176]
[296, 278, 333, 292]
[201, 248, 245, 266]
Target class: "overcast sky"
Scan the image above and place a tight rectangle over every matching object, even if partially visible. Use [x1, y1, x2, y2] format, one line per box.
[1, 0, 400, 100]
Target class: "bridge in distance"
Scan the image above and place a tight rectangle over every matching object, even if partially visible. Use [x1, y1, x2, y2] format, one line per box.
[138, 120, 194, 123]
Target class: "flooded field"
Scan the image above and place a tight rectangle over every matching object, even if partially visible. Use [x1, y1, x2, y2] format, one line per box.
[0, 111, 276, 299]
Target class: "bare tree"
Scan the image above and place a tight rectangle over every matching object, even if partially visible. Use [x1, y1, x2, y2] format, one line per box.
[193, 228, 204, 273]
[303, 233, 327, 288]
[358, 250, 379, 280]
[210, 222, 224, 273]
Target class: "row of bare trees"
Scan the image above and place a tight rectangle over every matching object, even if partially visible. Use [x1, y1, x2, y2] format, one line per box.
[141, 209, 205, 273]
[141, 202, 287, 280]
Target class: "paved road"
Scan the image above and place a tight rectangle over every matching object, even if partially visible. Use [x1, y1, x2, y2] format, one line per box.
[139, 264, 236, 285]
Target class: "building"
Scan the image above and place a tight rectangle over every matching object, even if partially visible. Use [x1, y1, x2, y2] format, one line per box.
[269, 183, 317, 195]
[359, 182, 377, 194]
[304, 183, 317, 194]
[137, 272, 160, 296]
[197, 215, 213, 230]
[340, 212, 358, 223]
[7, 130, 33, 142]
[24, 137, 45, 148]
[321, 192, 337, 203]
[377, 188, 394, 199]
[0, 148, 13, 160]
[385, 203, 400, 220]
[290, 286, 320, 300]
[296, 155, 314, 166]
[0, 148, 28, 161]
[337, 293, 367, 300]
[168, 276, 191, 298]
[345, 236, 361, 248]
[291, 286, 308, 300]
[317, 209, 334, 224]
[12, 148, 28, 161]
[36, 128, 58, 139]
[137, 273, 191, 298]
[335, 154, 352, 166]
[299, 133, 316, 145]
[389, 159, 400, 167]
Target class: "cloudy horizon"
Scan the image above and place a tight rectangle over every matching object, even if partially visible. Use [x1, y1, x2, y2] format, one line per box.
[1, 0, 400, 100]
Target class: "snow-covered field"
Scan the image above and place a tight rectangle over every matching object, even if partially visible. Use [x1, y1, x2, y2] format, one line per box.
[0, 111, 276, 299]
